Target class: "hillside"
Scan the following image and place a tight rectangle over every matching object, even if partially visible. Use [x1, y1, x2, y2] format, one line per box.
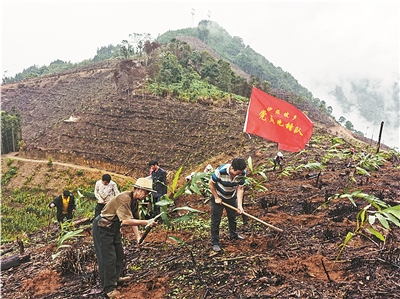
[1, 142, 400, 298]
[1, 33, 399, 299]
[175, 35, 251, 81]
[1, 59, 249, 178]
[158, 21, 399, 146]
[0, 59, 324, 177]
[2, 52, 378, 180]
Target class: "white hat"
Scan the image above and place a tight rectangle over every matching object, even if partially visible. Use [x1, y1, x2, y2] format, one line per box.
[133, 178, 156, 192]
[277, 152, 283, 157]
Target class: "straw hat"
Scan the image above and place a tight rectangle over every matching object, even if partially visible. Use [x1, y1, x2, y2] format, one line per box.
[133, 178, 156, 192]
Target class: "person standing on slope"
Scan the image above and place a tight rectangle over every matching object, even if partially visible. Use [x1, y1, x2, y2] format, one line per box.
[94, 174, 120, 218]
[148, 160, 167, 216]
[92, 177, 157, 298]
[273, 152, 284, 171]
[209, 158, 247, 252]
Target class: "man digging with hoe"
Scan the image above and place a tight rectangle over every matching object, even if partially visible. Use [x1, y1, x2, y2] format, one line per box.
[209, 158, 283, 252]
[93, 177, 157, 299]
[209, 158, 247, 252]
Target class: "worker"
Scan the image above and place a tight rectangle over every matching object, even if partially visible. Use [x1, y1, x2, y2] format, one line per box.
[209, 158, 246, 252]
[94, 174, 120, 218]
[93, 177, 157, 298]
[273, 152, 284, 171]
[49, 190, 76, 227]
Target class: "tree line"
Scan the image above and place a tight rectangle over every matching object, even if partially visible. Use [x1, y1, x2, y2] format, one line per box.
[1, 107, 23, 154]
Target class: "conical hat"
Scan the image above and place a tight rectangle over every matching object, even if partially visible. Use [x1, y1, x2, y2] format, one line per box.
[133, 178, 156, 192]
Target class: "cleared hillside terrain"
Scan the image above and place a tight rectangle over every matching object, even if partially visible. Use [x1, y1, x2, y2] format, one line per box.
[1, 56, 370, 178]
[1, 144, 400, 298]
[1, 54, 399, 298]
[1, 59, 258, 178]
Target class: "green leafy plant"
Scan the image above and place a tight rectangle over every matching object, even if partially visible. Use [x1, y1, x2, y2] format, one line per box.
[246, 156, 268, 180]
[139, 198, 151, 220]
[141, 166, 190, 219]
[142, 166, 206, 242]
[166, 166, 188, 198]
[1, 165, 18, 185]
[1, 185, 96, 243]
[24, 173, 35, 184]
[326, 190, 400, 259]
[321, 140, 354, 164]
[137, 165, 206, 229]
[52, 220, 84, 259]
[346, 152, 388, 185]
[185, 171, 212, 198]
[7, 158, 14, 166]
[75, 189, 85, 209]
[279, 162, 324, 178]
[357, 152, 386, 171]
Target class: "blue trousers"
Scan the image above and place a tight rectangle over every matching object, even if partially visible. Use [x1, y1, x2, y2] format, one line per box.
[210, 195, 239, 246]
[93, 215, 123, 294]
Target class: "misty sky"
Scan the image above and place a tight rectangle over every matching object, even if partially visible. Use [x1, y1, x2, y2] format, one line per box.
[2, 1, 399, 148]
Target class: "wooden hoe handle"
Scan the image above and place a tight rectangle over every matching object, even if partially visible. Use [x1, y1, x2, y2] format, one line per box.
[221, 202, 283, 233]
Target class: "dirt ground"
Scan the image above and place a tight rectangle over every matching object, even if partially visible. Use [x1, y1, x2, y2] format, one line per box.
[1, 148, 400, 299]
[1, 55, 398, 298]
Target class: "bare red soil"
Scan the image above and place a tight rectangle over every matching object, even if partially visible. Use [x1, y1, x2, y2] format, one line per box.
[1, 149, 399, 298]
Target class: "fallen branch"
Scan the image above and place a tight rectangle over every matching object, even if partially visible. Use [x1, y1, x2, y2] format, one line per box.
[0, 247, 13, 255]
[1, 254, 31, 271]
[73, 217, 91, 226]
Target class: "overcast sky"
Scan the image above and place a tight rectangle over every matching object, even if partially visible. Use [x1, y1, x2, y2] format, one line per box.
[2, 1, 399, 147]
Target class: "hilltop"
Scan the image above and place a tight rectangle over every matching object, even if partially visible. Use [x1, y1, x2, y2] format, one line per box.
[1, 53, 377, 180]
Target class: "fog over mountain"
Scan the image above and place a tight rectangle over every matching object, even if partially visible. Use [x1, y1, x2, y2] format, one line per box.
[233, 2, 399, 150]
[311, 75, 399, 149]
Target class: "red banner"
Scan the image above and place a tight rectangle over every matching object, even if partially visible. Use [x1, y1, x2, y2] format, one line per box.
[243, 87, 313, 152]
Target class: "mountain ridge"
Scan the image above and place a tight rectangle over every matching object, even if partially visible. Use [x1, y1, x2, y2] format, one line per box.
[1, 57, 373, 178]
[1, 22, 389, 177]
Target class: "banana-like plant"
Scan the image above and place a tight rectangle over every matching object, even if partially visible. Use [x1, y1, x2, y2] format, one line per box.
[357, 152, 386, 171]
[185, 171, 213, 198]
[149, 166, 205, 228]
[166, 166, 188, 199]
[321, 143, 350, 164]
[52, 220, 84, 259]
[347, 152, 388, 185]
[244, 156, 268, 199]
[279, 162, 324, 178]
[143, 166, 191, 219]
[326, 190, 400, 259]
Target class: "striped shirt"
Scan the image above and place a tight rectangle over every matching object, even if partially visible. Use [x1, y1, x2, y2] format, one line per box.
[211, 164, 246, 200]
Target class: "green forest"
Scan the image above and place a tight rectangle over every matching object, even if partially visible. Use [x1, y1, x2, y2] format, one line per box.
[1, 108, 23, 154]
